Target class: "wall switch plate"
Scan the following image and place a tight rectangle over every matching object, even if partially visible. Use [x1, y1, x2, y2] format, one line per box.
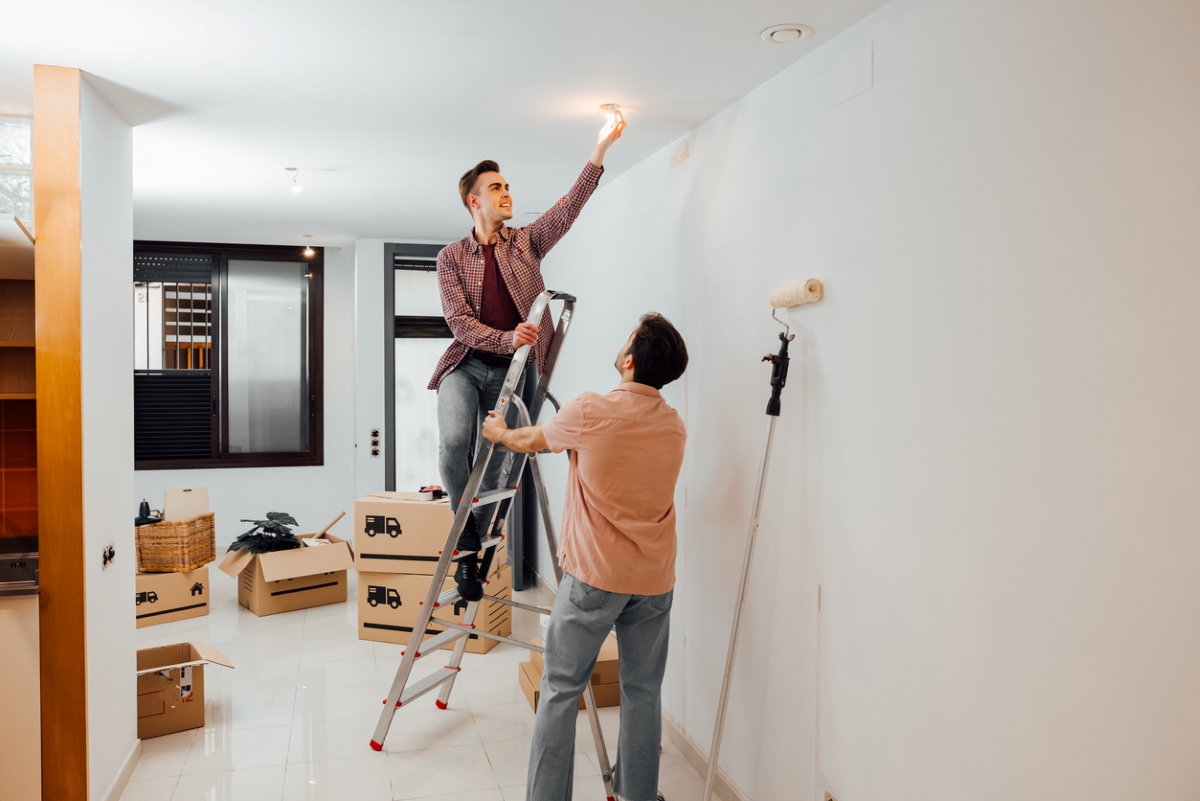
[101, 543, 116, 569]
[670, 140, 690, 167]
[369, 427, 381, 458]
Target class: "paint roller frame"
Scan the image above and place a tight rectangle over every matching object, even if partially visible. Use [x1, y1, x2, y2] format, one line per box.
[703, 277, 824, 801]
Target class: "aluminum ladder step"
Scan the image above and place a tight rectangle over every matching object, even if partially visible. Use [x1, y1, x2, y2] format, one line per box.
[470, 487, 519, 508]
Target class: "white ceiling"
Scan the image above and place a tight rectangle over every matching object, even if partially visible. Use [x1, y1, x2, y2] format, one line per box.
[1, 0, 888, 247]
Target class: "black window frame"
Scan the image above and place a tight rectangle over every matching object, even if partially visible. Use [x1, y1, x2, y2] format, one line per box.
[134, 240, 324, 471]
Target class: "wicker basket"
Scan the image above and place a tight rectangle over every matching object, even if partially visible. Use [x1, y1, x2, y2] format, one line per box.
[135, 512, 216, 573]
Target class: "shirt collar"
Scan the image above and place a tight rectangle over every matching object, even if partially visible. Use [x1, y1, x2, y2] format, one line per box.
[614, 382, 662, 398]
[464, 225, 511, 254]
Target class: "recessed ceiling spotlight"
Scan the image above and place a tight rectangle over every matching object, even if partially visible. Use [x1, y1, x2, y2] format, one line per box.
[760, 23, 812, 44]
[303, 235, 314, 257]
[286, 167, 303, 194]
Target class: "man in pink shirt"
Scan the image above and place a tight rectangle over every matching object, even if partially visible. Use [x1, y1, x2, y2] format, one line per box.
[482, 313, 688, 801]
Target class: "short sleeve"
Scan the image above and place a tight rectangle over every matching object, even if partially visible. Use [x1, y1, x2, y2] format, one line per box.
[541, 395, 588, 453]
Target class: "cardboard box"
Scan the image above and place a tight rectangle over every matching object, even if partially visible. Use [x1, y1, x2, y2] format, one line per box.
[218, 532, 355, 617]
[517, 660, 620, 712]
[530, 633, 620, 685]
[354, 493, 510, 575]
[358, 565, 512, 654]
[354, 492, 455, 574]
[136, 642, 233, 738]
[135, 566, 210, 628]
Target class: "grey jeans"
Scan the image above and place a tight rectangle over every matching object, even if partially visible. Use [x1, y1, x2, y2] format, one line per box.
[528, 572, 673, 801]
[436, 353, 528, 544]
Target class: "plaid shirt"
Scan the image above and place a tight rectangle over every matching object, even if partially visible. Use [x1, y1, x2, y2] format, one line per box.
[428, 162, 604, 390]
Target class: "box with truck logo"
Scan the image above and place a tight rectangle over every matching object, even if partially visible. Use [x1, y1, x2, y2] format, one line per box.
[354, 491, 508, 575]
[358, 564, 512, 654]
[135, 566, 210, 628]
[217, 525, 354, 617]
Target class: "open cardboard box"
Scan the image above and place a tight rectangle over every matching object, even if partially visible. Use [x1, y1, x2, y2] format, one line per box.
[136, 642, 234, 738]
[218, 513, 354, 617]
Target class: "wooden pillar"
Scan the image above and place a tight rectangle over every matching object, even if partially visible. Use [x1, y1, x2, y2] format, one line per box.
[33, 63, 89, 800]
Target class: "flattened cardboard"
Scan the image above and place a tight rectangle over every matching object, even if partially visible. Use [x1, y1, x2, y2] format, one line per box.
[518, 660, 620, 712]
[530, 633, 619, 685]
[358, 565, 512, 654]
[135, 642, 233, 738]
[163, 487, 209, 522]
[218, 531, 355, 617]
[354, 493, 455, 575]
[135, 567, 210, 628]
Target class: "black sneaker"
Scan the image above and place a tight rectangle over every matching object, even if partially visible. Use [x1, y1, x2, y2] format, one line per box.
[456, 513, 482, 553]
[454, 558, 484, 602]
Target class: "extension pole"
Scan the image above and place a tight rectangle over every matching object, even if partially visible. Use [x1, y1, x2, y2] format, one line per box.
[703, 331, 792, 801]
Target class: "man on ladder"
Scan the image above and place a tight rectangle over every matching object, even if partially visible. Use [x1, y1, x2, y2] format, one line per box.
[429, 111, 626, 601]
[482, 313, 689, 801]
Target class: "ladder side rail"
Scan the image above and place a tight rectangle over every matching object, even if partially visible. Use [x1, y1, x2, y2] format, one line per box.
[435, 598, 481, 709]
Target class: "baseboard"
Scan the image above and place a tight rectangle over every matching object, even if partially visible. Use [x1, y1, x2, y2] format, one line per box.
[662, 711, 749, 801]
[101, 739, 141, 801]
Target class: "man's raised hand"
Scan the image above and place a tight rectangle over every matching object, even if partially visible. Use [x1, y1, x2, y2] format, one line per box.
[513, 321, 539, 350]
[590, 110, 626, 167]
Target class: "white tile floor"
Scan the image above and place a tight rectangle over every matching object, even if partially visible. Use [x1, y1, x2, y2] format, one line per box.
[122, 569, 707, 801]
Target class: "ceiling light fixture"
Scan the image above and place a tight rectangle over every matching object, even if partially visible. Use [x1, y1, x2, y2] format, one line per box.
[287, 167, 303, 194]
[303, 235, 314, 257]
[760, 23, 812, 44]
[600, 103, 621, 125]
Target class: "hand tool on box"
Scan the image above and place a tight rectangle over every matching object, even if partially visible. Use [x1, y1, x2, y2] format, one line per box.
[702, 279, 824, 801]
[369, 290, 619, 801]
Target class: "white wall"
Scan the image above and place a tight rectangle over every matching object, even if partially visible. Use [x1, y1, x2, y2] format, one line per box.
[535, 152, 689, 713]
[353, 238, 388, 500]
[80, 74, 136, 800]
[134, 245, 358, 544]
[550, 0, 1200, 798]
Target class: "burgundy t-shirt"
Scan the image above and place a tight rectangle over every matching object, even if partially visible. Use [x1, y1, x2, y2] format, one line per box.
[479, 243, 522, 336]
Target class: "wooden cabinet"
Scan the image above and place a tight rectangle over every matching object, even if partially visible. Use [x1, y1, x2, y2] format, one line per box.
[1, 279, 36, 539]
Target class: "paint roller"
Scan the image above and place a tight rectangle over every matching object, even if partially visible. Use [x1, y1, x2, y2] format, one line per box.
[769, 277, 824, 309]
[703, 277, 823, 801]
[760, 278, 823, 416]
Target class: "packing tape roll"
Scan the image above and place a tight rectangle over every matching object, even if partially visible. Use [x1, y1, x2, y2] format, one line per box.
[769, 279, 824, 309]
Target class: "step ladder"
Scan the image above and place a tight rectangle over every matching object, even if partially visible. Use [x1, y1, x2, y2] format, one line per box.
[370, 289, 618, 801]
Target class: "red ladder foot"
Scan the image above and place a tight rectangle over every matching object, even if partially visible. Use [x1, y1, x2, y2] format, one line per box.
[369, 739, 383, 752]
[435, 699, 448, 709]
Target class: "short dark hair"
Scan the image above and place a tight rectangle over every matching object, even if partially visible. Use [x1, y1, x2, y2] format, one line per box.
[459, 160, 500, 210]
[630, 313, 688, 389]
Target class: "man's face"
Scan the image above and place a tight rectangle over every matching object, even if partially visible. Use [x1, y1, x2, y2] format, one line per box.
[614, 332, 634, 375]
[469, 171, 513, 222]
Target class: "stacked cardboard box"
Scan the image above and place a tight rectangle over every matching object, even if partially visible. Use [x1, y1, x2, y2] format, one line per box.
[354, 491, 511, 654]
[517, 633, 621, 712]
[135, 489, 214, 627]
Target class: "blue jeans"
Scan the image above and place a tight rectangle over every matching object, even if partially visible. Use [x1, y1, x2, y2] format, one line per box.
[436, 353, 528, 545]
[528, 572, 673, 801]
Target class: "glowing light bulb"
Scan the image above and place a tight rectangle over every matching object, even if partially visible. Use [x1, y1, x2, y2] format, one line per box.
[303, 235, 314, 257]
[287, 167, 303, 194]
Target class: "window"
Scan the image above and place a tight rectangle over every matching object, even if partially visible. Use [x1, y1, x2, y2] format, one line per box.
[0, 116, 33, 222]
[385, 244, 451, 491]
[134, 242, 323, 469]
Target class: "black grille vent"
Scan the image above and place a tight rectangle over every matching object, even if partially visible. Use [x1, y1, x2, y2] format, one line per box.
[134, 252, 215, 284]
[134, 370, 213, 460]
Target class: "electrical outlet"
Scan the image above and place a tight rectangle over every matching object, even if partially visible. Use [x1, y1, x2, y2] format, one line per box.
[102, 543, 116, 569]
[369, 427, 382, 458]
